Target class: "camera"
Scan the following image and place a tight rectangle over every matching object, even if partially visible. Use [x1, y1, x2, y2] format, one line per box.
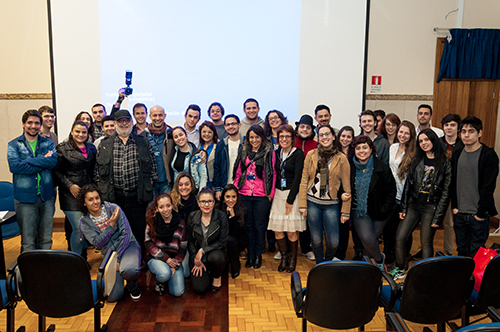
[124, 70, 133, 96]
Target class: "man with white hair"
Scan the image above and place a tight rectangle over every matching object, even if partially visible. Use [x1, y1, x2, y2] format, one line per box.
[95, 109, 158, 299]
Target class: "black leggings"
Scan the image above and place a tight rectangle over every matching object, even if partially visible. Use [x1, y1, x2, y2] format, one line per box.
[190, 249, 226, 294]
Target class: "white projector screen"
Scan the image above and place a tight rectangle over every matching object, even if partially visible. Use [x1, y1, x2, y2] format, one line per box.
[49, 0, 368, 139]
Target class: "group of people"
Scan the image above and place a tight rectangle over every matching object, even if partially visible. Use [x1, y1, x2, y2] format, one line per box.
[7, 96, 498, 302]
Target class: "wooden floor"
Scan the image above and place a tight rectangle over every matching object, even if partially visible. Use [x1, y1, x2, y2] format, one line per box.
[0, 228, 498, 332]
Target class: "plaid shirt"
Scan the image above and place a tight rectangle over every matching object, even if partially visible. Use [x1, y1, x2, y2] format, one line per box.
[112, 135, 158, 190]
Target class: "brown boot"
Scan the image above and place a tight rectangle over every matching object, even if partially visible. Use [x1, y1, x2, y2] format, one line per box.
[287, 239, 298, 273]
[277, 238, 288, 272]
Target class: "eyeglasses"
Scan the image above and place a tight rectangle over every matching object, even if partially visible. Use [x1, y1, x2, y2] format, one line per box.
[319, 132, 332, 138]
[279, 135, 292, 140]
[199, 200, 214, 206]
[268, 116, 280, 121]
[225, 122, 238, 127]
[386, 122, 398, 128]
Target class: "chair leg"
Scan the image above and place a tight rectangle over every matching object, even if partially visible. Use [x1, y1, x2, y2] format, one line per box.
[38, 315, 45, 332]
[95, 306, 101, 332]
[437, 322, 446, 332]
[461, 305, 469, 327]
[7, 307, 14, 332]
[302, 317, 307, 332]
[358, 325, 365, 331]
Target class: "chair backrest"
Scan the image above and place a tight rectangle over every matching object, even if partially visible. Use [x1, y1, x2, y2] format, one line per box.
[457, 322, 500, 332]
[17, 250, 95, 318]
[475, 254, 500, 310]
[399, 256, 475, 324]
[303, 261, 382, 329]
[0, 182, 15, 212]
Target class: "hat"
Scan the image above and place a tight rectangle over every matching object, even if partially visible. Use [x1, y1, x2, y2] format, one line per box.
[114, 110, 132, 121]
[295, 114, 315, 130]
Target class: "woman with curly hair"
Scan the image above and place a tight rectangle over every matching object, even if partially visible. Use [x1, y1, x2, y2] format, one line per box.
[145, 193, 187, 296]
[77, 184, 141, 301]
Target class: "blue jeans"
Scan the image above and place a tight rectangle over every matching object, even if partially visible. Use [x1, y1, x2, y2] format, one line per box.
[148, 259, 185, 297]
[63, 210, 84, 255]
[241, 196, 271, 260]
[15, 196, 55, 252]
[453, 212, 490, 258]
[352, 212, 387, 261]
[107, 242, 141, 302]
[152, 181, 171, 199]
[307, 201, 340, 264]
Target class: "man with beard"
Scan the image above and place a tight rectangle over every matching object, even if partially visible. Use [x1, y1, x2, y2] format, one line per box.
[8, 109, 58, 252]
[294, 115, 317, 156]
[359, 109, 390, 166]
[214, 114, 245, 201]
[143, 105, 174, 196]
[314, 104, 339, 134]
[91, 103, 107, 139]
[416, 104, 444, 137]
[292, 115, 317, 261]
[240, 98, 264, 135]
[96, 109, 158, 252]
[132, 103, 149, 135]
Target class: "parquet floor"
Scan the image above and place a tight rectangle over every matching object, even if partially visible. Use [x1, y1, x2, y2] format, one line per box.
[0, 229, 498, 332]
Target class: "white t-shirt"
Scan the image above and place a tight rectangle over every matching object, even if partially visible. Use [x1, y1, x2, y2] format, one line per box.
[227, 139, 240, 183]
[389, 143, 406, 201]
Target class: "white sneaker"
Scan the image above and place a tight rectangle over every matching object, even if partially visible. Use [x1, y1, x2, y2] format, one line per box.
[302, 251, 315, 261]
[274, 251, 282, 260]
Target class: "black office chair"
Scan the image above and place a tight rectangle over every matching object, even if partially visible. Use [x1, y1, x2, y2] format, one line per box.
[13, 249, 116, 332]
[462, 254, 500, 326]
[456, 322, 500, 332]
[0, 261, 23, 332]
[380, 256, 475, 332]
[291, 261, 382, 331]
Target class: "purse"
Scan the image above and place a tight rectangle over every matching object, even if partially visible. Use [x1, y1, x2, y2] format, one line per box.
[473, 247, 500, 291]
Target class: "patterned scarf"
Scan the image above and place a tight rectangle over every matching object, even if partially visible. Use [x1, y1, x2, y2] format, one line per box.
[318, 145, 336, 197]
[148, 122, 170, 136]
[354, 155, 374, 217]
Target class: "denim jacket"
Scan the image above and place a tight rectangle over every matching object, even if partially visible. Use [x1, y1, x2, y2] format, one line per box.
[7, 134, 57, 203]
[170, 142, 207, 189]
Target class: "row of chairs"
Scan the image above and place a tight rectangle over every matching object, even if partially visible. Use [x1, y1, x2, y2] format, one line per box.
[291, 254, 500, 332]
[0, 249, 117, 332]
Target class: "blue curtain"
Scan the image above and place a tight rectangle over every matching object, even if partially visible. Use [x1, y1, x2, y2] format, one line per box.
[437, 29, 500, 82]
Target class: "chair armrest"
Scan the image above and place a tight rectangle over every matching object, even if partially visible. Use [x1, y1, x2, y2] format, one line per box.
[380, 270, 399, 311]
[97, 250, 117, 302]
[386, 312, 411, 332]
[487, 306, 500, 322]
[6, 260, 21, 303]
[290, 272, 304, 317]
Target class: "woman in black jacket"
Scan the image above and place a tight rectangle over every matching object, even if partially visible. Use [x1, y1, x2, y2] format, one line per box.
[392, 128, 452, 280]
[187, 187, 229, 294]
[53, 121, 97, 255]
[217, 184, 248, 279]
[348, 136, 396, 271]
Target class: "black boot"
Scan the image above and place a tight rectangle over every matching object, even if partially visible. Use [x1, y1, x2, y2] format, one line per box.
[287, 240, 298, 273]
[277, 238, 288, 272]
[245, 259, 254, 268]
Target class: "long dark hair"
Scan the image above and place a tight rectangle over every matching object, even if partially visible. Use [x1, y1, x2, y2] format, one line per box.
[264, 110, 288, 137]
[199, 121, 219, 147]
[217, 184, 247, 227]
[68, 120, 89, 149]
[411, 128, 447, 174]
[74, 111, 95, 141]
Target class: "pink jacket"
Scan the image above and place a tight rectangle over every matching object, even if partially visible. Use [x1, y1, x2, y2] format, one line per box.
[234, 154, 276, 198]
